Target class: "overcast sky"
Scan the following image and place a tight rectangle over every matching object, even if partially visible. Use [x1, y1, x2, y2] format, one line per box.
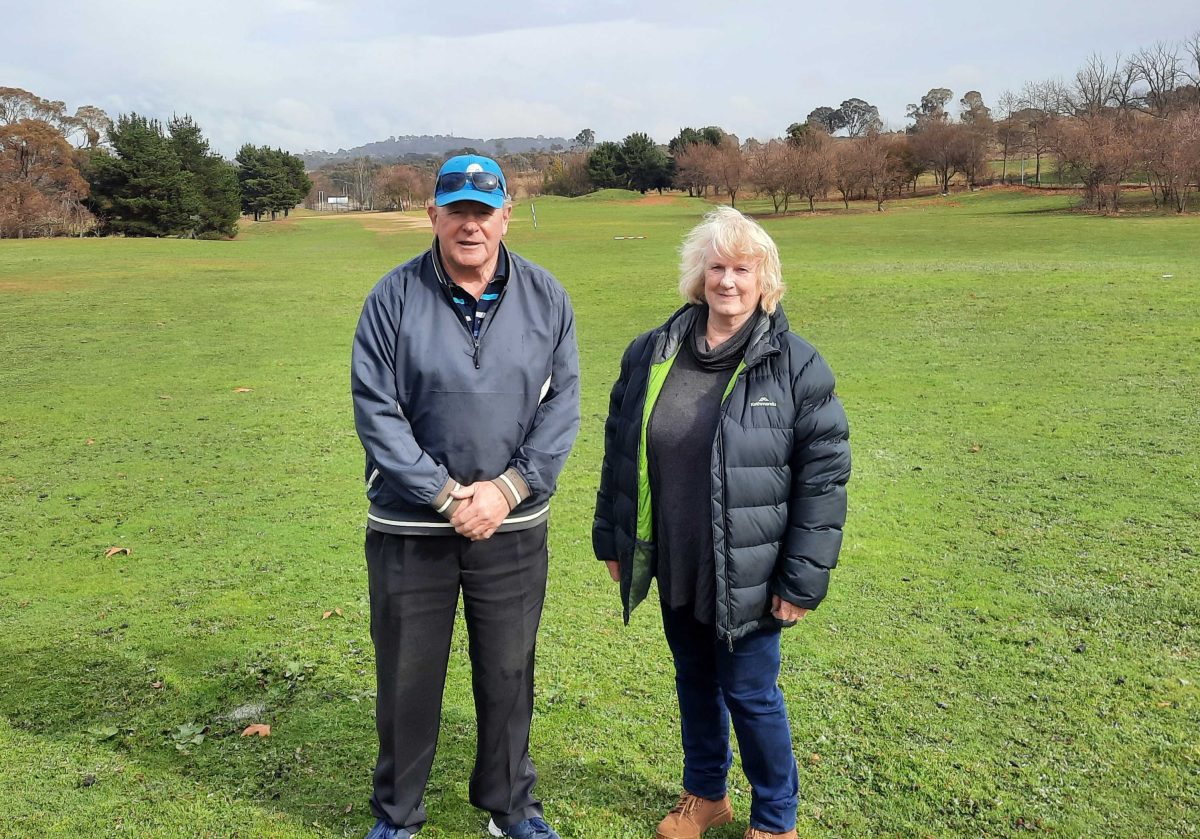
[6, 0, 1198, 156]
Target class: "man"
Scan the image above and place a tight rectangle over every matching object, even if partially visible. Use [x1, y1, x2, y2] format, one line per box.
[351, 154, 580, 839]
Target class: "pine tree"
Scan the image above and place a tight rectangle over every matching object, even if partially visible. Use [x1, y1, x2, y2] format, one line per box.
[237, 145, 311, 221]
[168, 115, 239, 238]
[87, 114, 200, 236]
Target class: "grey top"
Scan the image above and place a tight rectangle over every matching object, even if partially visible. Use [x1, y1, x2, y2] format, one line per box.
[352, 244, 581, 535]
[647, 309, 757, 623]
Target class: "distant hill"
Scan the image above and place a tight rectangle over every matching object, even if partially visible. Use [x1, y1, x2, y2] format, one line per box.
[301, 135, 569, 167]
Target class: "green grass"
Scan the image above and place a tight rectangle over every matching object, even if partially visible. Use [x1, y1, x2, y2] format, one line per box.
[1, 189, 1198, 838]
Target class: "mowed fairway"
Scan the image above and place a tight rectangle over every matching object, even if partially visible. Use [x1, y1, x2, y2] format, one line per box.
[1, 190, 1197, 838]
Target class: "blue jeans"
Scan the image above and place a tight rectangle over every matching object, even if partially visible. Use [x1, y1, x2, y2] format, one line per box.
[661, 607, 799, 833]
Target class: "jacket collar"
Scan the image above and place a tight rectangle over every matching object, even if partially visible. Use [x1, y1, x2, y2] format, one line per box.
[429, 238, 511, 290]
[652, 304, 786, 366]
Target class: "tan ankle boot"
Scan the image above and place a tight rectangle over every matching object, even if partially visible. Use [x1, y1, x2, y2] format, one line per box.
[655, 791, 734, 839]
[742, 827, 797, 839]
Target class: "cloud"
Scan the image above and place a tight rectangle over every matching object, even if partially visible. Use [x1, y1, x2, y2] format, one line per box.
[6, 0, 1200, 155]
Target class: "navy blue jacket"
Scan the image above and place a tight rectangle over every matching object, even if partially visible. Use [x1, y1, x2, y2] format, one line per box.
[593, 304, 850, 643]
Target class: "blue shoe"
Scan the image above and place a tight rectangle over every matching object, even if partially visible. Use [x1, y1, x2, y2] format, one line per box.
[366, 818, 414, 839]
[487, 816, 560, 839]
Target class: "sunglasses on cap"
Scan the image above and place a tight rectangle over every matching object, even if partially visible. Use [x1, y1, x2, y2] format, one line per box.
[435, 171, 503, 196]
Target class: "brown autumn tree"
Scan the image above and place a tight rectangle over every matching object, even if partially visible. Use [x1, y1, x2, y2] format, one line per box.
[709, 136, 745, 208]
[747, 140, 793, 213]
[857, 132, 903, 210]
[673, 142, 716, 197]
[955, 121, 993, 190]
[0, 87, 67, 128]
[788, 132, 833, 212]
[1050, 113, 1138, 212]
[830, 141, 863, 208]
[0, 118, 90, 237]
[377, 163, 433, 209]
[910, 120, 961, 193]
[1141, 108, 1200, 212]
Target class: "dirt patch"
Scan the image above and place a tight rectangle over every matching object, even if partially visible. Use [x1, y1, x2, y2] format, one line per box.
[0, 280, 72, 293]
[637, 194, 679, 206]
[358, 212, 431, 233]
[299, 211, 430, 234]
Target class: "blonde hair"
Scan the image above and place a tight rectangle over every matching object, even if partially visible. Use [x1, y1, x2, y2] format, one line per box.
[678, 205, 784, 314]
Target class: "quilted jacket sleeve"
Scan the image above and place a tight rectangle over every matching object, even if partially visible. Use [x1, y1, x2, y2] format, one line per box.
[592, 338, 639, 562]
[774, 349, 851, 610]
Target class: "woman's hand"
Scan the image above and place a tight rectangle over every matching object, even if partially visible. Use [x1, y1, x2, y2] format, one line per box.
[604, 560, 620, 582]
[771, 595, 809, 623]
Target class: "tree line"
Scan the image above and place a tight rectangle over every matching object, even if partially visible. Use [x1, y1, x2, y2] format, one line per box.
[7, 31, 1199, 236]
[536, 33, 1200, 214]
[0, 87, 311, 238]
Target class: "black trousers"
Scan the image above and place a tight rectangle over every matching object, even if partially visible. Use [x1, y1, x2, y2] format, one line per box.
[365, 525, 548, 832]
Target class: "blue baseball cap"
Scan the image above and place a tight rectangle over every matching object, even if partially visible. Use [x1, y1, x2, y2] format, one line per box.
[433, 154, 508, 209]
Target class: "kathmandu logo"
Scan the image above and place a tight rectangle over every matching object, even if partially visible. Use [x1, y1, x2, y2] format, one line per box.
[750, 395, 777, 408]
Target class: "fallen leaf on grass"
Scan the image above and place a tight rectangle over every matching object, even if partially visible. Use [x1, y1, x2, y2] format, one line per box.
[344, 804, 354, 815]
[233, 387, 253, 393]
[322, 608, 344, 620]
[241, 724, 271, 737]
[151, 681, 163, 690]
[104, 546, 131, 558]
[158, 395, 172, 400]
[86, 438, 94, 445]
[968, 443, 982, 453]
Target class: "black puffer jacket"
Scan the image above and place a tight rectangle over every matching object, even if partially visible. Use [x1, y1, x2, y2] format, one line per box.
[593, 304, 851, 644]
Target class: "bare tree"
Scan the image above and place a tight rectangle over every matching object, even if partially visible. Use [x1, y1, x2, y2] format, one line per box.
[888, 136, 924, 195]
[377, 164, 432, 209]
[830, 141, 863, 208]
[1051, 113, 1138, 212]
[710, 137, 745, 208]
[1131, 41, 1185, 115]
[952, 123, 992, 190]
[1072, 52, 1122, 115]
[1015, 79, 1070, 184]
[857, 132, 902, 210]
[748, 140, 792, 213]
[789, 133, 832, 212]
[994, 118, 1027, 183]
[1141, 109, 1200, 211]
[1185, 30, 1200, 89]
[1111, 57, 1143, 112]
[674, 142, 716, 197]
[910, 121, 960, 193]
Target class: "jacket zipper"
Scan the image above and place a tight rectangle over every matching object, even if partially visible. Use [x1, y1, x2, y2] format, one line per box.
[432, 240, 508, 370]
[717, 344, 779, 651]
[469, 269, 509, 370]
[717, 373, 740, 652]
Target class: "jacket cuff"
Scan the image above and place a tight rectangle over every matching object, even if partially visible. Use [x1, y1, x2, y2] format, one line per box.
[431, 476, 463, 519]
[491, 468, 531, 511]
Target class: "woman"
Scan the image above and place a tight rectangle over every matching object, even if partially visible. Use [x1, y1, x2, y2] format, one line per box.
[593, 206, 850, 839]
